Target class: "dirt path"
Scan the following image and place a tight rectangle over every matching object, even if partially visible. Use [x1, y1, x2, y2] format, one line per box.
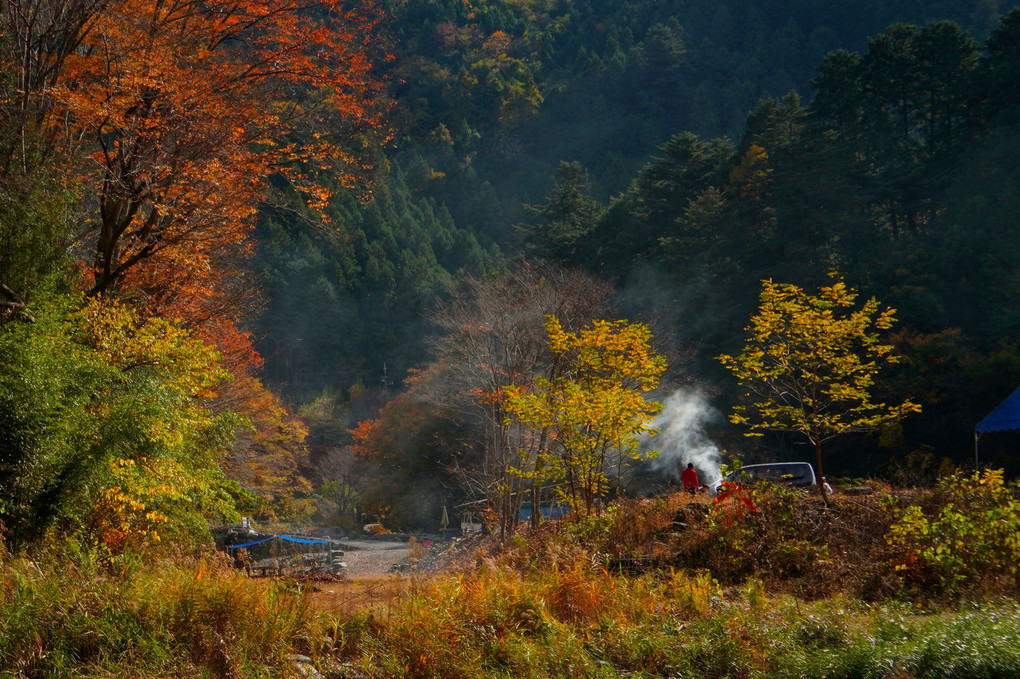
[339, 537, 411, 577]
[303, 534, 487, 616]
[305, 537, 421, 617]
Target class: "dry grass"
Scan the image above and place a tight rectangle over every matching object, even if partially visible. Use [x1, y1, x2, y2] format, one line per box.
[305, 574, 412, 618]
[475, 483, 1014, 602]
[7, 483, 1020, 678]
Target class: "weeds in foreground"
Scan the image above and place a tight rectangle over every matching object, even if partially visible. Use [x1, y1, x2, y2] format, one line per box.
[7, 477, 1020, 678]
[351, 566, 1020, 679]
[4, 547, 1020, 678]
[0, 548, 317, 677]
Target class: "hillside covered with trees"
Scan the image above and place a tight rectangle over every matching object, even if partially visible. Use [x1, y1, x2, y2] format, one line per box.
[252, 1, 1020, 529]
[2, 0, 1020, 542]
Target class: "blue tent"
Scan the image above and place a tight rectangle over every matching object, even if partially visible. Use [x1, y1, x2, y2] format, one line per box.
[976, 387, 1020, 434]
[974, 386, 1020, 466]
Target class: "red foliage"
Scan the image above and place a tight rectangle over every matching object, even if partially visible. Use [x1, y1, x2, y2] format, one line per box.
[347, 419, 380, 457]
[712, 481, 759, 528]
[39, 0, 392, 295]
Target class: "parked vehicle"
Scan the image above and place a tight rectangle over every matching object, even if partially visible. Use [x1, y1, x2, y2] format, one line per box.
[716, 462, 818, 493]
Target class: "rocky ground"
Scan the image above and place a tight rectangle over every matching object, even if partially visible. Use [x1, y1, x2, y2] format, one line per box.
[308, 532, 486, 578]
[386, 533, 487, 576]
[339, 537, 413, 577]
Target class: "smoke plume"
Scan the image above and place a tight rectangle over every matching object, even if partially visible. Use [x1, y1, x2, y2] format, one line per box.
[644, 387, 723, 487]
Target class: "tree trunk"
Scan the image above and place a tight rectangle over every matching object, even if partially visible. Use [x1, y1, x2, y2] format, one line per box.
[814, 440, 829, 507]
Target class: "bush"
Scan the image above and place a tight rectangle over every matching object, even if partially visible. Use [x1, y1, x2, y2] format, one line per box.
[886, 469, 1020, 595]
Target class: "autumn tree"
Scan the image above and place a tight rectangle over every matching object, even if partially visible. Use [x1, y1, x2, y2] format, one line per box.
[717, 274, 921, 500]
[0, 293, 238, 549]
[0, 0, 393, 525]
[2, 0, 389, 296]
[335, 391, 467, 531]
[423, 263, 614, 536]
[62, 0, 388, 296]
[505, 316, 666, 516]
[0, 0, 99, 314]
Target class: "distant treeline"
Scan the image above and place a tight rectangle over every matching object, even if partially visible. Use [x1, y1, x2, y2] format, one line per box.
[251, 4, 1020, 512]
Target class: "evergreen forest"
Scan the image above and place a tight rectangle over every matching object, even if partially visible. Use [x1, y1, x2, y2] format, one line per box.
[251, 0, 1020, 528]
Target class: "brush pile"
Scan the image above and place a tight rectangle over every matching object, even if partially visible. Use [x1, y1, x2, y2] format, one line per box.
[478, 471, 1020, 602]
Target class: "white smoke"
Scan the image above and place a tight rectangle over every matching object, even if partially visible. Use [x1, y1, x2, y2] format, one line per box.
[644, 387, 723, 487]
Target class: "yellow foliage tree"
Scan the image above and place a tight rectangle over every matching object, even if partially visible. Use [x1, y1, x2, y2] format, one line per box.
[506, 316, 666, 516]
[717, 273, 921, 500]
[73, 297, 239, 548]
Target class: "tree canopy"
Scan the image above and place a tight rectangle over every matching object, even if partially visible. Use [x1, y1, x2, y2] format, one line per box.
[506, 316, 666, 515]
[717, 275, 922, 494]
[3, 0, 1020, 541]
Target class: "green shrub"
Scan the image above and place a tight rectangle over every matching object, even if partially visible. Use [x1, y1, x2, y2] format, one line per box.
[886, 469, 1020, 594]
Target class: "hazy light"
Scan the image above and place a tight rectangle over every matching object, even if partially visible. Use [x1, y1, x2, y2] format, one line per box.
[645, 387, 723, 486]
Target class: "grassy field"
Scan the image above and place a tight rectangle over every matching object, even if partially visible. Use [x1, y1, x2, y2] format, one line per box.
[4, 477, 1020, 678]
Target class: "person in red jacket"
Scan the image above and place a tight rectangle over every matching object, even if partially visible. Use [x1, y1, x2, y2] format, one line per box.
[681, 462, 700, 494]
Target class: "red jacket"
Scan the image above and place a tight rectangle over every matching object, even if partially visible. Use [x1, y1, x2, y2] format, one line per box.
[681, 466, 700, 489]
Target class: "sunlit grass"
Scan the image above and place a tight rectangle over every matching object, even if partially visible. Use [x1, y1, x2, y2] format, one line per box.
[347, 567, 1020, 679]
[6, 492, 1020, 679]
[4, 550, 1020, 678]
[0, 547, 318, 677]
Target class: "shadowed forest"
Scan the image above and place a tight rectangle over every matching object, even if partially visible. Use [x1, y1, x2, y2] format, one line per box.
[250, 0, 1020, 530]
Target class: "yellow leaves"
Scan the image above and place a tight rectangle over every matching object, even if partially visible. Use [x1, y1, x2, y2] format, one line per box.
[506, 315, 667, 514]
[718, 271, 920, 449]
[887, 469, 1020, 591]
[543, 315, 666, 391]
[727, 144, 773, 200]
[63, 295, 239, 548]
[978, 468, 1005, 489]
[91, 455, 198, 548]
[74, 297, 230, 449]
[75, 296, 228, 395]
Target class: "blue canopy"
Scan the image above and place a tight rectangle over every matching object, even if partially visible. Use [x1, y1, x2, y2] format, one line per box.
[228, 534, 331, 549]
[976, 387, 1020, 434]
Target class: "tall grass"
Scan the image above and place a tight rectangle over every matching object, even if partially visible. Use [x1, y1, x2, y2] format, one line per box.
[0, 546, 319, 677]
[7, 484, 1020, 679]
[348, 565, 1020, 679]
[4, 545, 1020, 678]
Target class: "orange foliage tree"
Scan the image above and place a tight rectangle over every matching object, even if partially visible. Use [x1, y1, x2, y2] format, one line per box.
[42, 0, 392, 295]
[5, 0, 391, 493]
[3, 0, 390, 294]
[1, 0, 391, 528]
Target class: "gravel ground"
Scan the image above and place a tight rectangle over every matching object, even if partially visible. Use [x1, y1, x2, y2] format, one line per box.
[338, 533, 487, 577]
[244, 534, 486, 579]
[339, 537, 412, 577]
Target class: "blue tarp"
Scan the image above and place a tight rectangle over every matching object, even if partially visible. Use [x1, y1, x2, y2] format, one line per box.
[278, 535, 331, 545]
[228, 536, 275, 549]
[228, 534, 331, 549]
[976, 387, 1020, 434]
[517, 502, 570, 521]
